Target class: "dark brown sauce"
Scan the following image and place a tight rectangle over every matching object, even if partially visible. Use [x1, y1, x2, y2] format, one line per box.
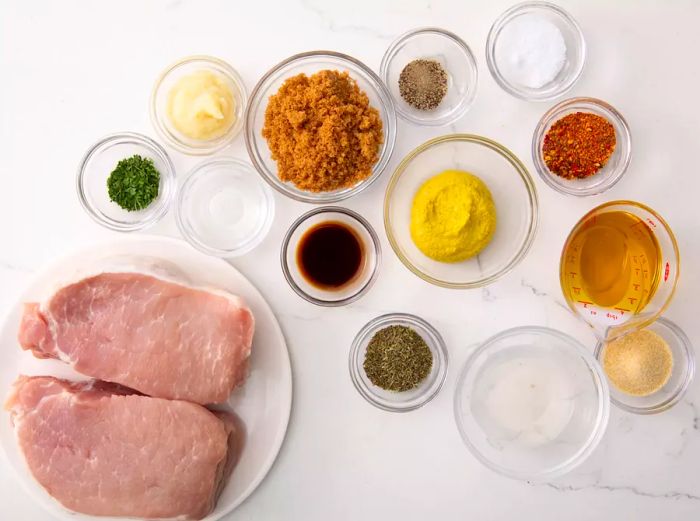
[297, 221, 364, 289]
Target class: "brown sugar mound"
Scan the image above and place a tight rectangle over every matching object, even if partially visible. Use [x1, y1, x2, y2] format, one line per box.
[262, 70, 384, 192]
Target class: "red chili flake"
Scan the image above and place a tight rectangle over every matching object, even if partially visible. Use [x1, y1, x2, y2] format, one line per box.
[542, 112, 616, 179]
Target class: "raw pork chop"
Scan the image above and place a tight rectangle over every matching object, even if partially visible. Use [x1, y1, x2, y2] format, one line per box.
[6, 376, 240, 520]
[18, 272, 254, 404]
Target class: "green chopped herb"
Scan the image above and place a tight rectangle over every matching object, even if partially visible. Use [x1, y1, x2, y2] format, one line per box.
[363, 325, 433, 392]
[107, 154, 160, 212]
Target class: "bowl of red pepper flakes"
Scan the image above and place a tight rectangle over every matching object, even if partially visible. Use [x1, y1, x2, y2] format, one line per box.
[532, 97, 631, 197]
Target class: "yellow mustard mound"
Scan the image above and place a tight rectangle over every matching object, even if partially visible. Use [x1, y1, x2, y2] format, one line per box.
[410, 169, 497, 263]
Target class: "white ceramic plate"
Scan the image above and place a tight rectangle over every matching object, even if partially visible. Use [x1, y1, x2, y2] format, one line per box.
[0, 235, 292, 521]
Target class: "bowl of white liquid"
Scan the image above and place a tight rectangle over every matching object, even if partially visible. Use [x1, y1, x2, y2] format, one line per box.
[176, 158, 275, 257]
[454, 326, 609, 481]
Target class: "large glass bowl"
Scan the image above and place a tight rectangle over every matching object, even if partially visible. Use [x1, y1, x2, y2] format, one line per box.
[245, 51, 397, 204]
[384, 134, 538, 288]
[454, 326, 610, 481]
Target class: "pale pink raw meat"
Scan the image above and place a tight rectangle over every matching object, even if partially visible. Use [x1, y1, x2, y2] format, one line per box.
[5, 375, 241, 520]
[18, 272, 254, 404]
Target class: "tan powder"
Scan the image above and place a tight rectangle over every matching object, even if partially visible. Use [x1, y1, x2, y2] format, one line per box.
[262, 70, 383, 192]
[603, 329, 673, 396]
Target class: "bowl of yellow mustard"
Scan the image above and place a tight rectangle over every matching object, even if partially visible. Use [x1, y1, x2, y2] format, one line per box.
[384, 134, 538, 288]
[150, 55, 247, 155]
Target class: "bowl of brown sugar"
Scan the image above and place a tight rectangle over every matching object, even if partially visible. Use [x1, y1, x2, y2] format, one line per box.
[245, 51, 397, 204]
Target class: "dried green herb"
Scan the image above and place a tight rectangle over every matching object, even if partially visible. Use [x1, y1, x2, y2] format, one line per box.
[107, 154, 160, 212]
[363, 325, 433, 392]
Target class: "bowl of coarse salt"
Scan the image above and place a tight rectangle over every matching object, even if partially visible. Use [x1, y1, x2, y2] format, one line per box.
[485, 1, 586, 101]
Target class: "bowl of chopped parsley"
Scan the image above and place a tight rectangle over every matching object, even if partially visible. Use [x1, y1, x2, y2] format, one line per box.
[77, 132, 176, 231]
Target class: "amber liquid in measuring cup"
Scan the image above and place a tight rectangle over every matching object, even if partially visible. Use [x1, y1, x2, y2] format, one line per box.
[561, 211, 662, 317]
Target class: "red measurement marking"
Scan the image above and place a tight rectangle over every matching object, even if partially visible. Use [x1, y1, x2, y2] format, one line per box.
[635, 268, 640, 276]
[572, 287, 581, 295]
[614, 307, 630, 316]
[647, 219, 657, 228]
[628, 297, 638, 305]
[633, 284, 640, 291]
[632, 255, 639, 264]
[590, 310, 598, 316]
[664, 262, 670, 282]
[569, 272, 577, 279]
[606, 312, 619, 320]
[578, 301, 594, 308]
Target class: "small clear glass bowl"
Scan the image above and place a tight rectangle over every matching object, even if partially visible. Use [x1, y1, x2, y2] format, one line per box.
[455, 326, 610, 481]
[176, 157, 274, 257]
[594, 318, 695, 415]
[486, 1, 586, 101]
[77, 132, 176, 232]
[350, 313, 448, 412]
[384, 134, 538, 289]
[532, 97, 632, 197]
[245, 51, 397, 204]
[380, 27, 478, 126]
[281, 207, 380, 306]
[150, 55, 247, 155]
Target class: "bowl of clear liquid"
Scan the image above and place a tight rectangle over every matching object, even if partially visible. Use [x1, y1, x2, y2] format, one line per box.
[454, 326, 609, 482]
[176, 158, 275, 257]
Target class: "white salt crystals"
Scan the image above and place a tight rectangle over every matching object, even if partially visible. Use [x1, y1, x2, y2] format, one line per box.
[495, 14, 567, 89]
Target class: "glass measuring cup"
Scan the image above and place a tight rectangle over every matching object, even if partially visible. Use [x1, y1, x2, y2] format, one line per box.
[560, 201, 679, 341]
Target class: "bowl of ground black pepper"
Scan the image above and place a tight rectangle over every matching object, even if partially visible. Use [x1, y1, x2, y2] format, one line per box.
[245, 51, 397, 204]
[532, 97, 631, 196]
[77, 132, 176, 231]
[349, 313, 448, 412]
[380, 27, 478, 126]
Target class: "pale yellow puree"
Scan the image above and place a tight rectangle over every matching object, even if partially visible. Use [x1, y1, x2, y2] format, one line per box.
[410, 169, 497, 263]
[167, 70, 236, 141]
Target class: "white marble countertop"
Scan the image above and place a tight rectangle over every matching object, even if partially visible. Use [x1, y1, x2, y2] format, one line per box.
[2, 0, 699, 519]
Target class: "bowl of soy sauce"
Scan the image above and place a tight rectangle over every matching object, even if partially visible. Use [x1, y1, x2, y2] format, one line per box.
[281, 207, 381, 306]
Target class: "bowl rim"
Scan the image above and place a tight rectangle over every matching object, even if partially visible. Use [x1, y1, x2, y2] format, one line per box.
[280, 206, 382, 306]
[379, 26, 478, 126]
[454, 325, 610, 481]
[76, 131, 176, 232]
[175, 156, 275, 258]
[349, 312, 449, 412]
[532, 97, 632, 197]
[149, 54, 248, 156]
[383, 133, 539, 289]
[485, 1, 586, 101]
[593, 317, 695, 415]
[244, 50, 397, 204]
[558, 199, 680, 335]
